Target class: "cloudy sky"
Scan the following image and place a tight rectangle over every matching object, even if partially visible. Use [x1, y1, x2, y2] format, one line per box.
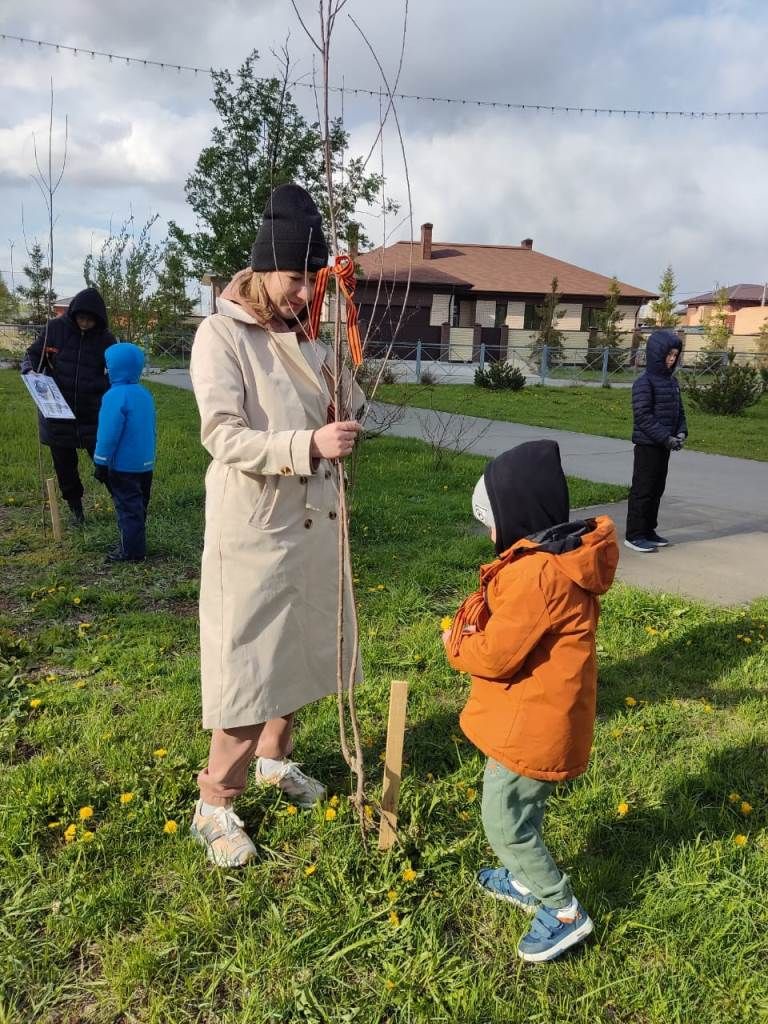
[2, 0, 767, 305]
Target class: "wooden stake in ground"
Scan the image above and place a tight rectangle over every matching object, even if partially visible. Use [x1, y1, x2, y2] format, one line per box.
[45, 478, 62, 541]
[378, 678, 409, 851]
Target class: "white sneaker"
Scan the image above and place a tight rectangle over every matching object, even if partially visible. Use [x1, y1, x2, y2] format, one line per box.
[190, 800, 257, 867]
[254, 758, 326, 808]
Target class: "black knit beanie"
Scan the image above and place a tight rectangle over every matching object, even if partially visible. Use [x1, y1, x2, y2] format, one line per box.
[250, 184, 329, 273]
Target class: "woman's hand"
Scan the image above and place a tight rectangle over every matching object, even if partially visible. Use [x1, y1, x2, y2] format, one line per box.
[311, 421, 361, 460]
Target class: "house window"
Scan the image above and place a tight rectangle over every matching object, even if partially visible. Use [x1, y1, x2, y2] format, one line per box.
[580, 306, 602, 331]
[523, 303, 542, 331]
[494, 301, 508, 328]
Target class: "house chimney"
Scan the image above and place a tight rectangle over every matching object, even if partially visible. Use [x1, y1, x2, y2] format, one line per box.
[347, 222, 360, 261]
[421, 222, 433, 260]
[521, 238, 533, 250]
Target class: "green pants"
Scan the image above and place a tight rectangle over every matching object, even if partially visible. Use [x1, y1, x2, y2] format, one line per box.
[481, 758, 573, 910]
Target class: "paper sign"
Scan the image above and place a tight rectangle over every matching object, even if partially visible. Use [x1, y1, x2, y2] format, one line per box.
[21, 372, 75, 420]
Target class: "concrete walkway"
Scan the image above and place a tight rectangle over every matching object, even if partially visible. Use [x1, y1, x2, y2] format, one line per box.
[151, 370, 768, 606]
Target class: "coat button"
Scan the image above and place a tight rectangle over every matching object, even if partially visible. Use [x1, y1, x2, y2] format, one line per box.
[299, 476, 308, 484]
[280, 466, 291, 476]
[329, 511, 337, 520]
[304, 518, 313, 529]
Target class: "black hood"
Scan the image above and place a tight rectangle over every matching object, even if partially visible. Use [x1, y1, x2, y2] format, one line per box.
[485, 440, 570, 555]
[67, 288, 108, 330]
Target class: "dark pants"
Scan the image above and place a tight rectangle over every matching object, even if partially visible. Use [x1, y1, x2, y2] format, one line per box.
[49, 445, 95, 507]
[109, 470, 153, 559]
[626, 445, 670, 540]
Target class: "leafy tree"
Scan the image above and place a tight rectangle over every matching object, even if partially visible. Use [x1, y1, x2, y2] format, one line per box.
[0, 273, 18, 321]
[16, 242, 55, 322]
[651, 265, 679, 327]
[169, 50, 393, 280]
[702, 286, 731, 351]
[153, 241, 196, 335]
[531, 277, 565, 364]
[84, 215, 161, 342]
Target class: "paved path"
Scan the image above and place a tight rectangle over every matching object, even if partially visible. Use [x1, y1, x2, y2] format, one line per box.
[151, 370, 768, 606]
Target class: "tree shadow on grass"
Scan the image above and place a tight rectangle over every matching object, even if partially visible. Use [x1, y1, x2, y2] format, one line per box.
[574, 739, 768, 914]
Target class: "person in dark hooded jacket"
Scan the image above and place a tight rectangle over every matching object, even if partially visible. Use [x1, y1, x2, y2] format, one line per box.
[625, 329, 687, 552]
[21, 288, 116, 523]
[441, 441, 619, 963]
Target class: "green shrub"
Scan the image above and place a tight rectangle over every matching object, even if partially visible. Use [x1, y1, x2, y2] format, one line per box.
[684, 363, 763, 415]
[474, 361, 526, 391]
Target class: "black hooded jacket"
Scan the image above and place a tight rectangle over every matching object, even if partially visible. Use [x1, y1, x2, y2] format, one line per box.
[484, 440, 592, 557]
[631, 329, 688, 446]
[22, 288, 116, 448]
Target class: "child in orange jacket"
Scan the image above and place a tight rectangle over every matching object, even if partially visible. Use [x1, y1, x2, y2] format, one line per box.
[442, 440, 618, 962]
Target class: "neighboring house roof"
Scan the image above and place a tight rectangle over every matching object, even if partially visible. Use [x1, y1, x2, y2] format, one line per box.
[685, 284, 767, 305]
[355, 241, 655, 299]
[53, 296, 73, 308]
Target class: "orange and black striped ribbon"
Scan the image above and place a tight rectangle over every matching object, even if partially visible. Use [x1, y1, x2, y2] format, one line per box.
[308, 253, 363, 366]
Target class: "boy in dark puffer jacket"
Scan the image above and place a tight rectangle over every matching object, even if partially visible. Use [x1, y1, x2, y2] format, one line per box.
[625, 329, 687, 553]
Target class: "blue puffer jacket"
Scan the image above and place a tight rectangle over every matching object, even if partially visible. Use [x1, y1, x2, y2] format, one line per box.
[631, 330, 688, 446]
[94, 343, 157, 473]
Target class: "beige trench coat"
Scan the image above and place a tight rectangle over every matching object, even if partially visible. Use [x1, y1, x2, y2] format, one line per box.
[190, 297, 364, 729]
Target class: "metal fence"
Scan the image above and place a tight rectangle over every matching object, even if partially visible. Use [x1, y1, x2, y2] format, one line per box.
[1, 323, 761, 389]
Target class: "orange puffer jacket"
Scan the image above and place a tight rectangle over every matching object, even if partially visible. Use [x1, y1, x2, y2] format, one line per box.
[447, 516, 619, 782]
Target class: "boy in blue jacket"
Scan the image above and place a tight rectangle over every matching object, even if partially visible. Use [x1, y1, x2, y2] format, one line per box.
[625, 329, 687, 553]
[93, 343, 157, 563]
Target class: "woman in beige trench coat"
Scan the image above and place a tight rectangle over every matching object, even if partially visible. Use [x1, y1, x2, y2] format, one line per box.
[188, 185, 364, 867]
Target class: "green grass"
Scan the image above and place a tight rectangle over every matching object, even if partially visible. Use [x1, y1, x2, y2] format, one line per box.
[376, 383, 768, 461]
[1, 370, 767, 1023]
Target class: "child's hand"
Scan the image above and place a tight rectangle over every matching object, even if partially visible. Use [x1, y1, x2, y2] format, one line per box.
[442, 625, 476, 648]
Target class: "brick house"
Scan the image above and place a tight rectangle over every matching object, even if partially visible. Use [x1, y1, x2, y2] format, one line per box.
[681, 284, 768, 336]
[353, 224, 655, 361]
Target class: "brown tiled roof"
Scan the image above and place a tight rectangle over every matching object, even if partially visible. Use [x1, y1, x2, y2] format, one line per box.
[685, 284, 767, 305]
[355, 241, 655, 299]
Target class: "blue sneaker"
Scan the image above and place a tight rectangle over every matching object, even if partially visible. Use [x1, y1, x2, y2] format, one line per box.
[647, 532, 670, 547]
[624, 538, 657, 553]
[476, 867, 539, 913]
[517, 902, 594, 962]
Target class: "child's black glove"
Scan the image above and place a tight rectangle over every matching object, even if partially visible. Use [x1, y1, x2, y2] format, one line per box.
[93, 464, 110, 484]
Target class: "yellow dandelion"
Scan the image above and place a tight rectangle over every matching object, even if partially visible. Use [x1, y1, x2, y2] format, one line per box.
[81, 831, 95, 843]
[29, 698, 42, 709]
[645, 626, 658, 635]
[78, 806, 94, 821]
[47, 821, 61, 829]
[163, 820, 178, 834]
[285, 804, 298, 816]
[378, 751, 386, 763]
[387, 890, 398, 903]
[617, 801, 630, 817]
[119, 792, 135, 805]
[611, 729, 622, 739]
[734, 834, 748, 847]
[743, 637, 752, 644]
[702, 704, 714, 713]
[440, 616, 453, 631]
[728, 792, 741, 804]
[325, 808, 337, 822]
[153, 748, 168, 759]
[363, 805, 374, 819]
[388, 910, 400, 928]
[304, 864, 317, 876]
[329, 795, 340, 808]
[73, 597, 81, 605]
[75, 680, 87, 689]
[458, 811, 470, 821]
[385, 979, 396, 991]
[465, 787, 477, 802]
[740, 802, 753, 816]
[624, 696, 637, 707]
[63, 824, 77, 843]
[402, 868, 417, 882]
[78, 623, 92, 631]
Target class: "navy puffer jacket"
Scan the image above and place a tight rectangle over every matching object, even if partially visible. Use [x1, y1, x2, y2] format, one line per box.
[22, 288, 116, 448]
[631, 330, 688, 447]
